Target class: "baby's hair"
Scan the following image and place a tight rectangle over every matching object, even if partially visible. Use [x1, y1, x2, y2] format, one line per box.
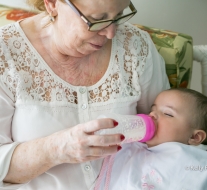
[167, 88, 207, 143]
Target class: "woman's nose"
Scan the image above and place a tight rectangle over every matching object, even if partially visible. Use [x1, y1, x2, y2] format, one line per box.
[98, 23, 117, 39]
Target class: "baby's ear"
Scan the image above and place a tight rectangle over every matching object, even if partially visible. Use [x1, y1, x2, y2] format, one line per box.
[188, 130, 206, 145]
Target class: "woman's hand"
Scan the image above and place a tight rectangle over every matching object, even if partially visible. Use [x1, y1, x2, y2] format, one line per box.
[45, 118, 124, 165]
[4, 118, 123, 184]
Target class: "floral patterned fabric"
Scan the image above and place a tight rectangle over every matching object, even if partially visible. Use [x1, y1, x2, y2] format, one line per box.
[0, 5, 193, 88]
[0, 5, 35, 26]
[134, 24, 193, 88]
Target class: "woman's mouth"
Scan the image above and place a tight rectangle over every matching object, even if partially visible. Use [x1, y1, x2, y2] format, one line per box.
[89, 43, 103, 50]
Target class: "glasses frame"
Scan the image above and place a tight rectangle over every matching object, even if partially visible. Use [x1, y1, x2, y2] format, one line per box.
[64, 0, 137, 31]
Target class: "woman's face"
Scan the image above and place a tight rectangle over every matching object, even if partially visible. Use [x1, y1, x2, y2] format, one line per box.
[51, 0, 130, 57]
[146, 91, 195, 147]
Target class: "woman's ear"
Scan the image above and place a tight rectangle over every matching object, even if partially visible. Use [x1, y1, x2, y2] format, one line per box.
[44, 0, 58, 16]
[188, 130, 207, 145]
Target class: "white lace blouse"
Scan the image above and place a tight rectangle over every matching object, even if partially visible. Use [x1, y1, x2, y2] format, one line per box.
[0, 22, 169, 190]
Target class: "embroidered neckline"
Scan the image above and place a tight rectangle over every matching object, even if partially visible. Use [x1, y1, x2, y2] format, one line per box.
[0, 22, 148, 104]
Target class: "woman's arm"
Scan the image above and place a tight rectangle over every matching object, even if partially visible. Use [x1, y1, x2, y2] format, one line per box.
[0, 84, 122, 184]
[3, 137, 54, 184]
[3, 119, 122, 184]
[0, 83, 52, 184]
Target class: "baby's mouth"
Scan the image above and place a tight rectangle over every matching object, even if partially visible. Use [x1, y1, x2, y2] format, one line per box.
[150, 117, 157, 137]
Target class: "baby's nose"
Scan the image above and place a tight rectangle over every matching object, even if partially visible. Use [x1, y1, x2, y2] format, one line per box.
[149, 111, 157, 120]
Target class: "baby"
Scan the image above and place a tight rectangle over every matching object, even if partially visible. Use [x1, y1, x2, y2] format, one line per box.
[147, 88, 207, 147]
[94, 88, 207, 190]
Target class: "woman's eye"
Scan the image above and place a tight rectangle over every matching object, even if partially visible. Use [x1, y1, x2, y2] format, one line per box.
[164, 113, 173, 117]
[90, 15, 106, 21]
[116, 12, 124, 18]
[92, 17, 104, 21]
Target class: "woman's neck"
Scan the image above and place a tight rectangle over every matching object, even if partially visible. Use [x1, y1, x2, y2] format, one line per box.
[44, 39, 111, 86]
[48, 50, 109, 86]
[20, 14, 112, 86]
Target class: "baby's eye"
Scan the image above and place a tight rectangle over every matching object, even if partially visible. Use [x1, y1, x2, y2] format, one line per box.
[164, 113, 173, 117]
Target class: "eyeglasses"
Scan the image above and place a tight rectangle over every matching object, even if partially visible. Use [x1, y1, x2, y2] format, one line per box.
[64, 0, 137, 32]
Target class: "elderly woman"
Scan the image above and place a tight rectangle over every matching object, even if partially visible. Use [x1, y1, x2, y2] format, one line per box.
[0, 0, 169, 189]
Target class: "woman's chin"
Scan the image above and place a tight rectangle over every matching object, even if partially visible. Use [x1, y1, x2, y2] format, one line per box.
[74, 48, 101, 57]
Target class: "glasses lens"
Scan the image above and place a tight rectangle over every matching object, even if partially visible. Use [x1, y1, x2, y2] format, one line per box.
[89, 3, 136, 31]
[90, 21, 112, 31]
[116, 14, 135, 25]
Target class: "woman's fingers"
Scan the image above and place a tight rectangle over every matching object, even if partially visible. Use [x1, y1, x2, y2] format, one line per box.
[82, 118, 117, 134]
[86, 134, 124, 146]
[73, 145, 121, 162]
[47, 118, 123, 164]
[88, 145, 122, 157]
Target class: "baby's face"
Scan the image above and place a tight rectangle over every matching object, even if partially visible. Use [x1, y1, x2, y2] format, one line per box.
[146, 90, 195, 147]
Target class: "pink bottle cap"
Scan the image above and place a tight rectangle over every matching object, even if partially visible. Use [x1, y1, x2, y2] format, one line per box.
[136, 114, 155, 142]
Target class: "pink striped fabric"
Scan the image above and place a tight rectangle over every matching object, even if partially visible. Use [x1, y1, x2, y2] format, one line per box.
[94, 154, 116, 190]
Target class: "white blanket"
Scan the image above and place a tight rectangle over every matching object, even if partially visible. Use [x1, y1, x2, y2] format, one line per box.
[95, 142, 207, 190]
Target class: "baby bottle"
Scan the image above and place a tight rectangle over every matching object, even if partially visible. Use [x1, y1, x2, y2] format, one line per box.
[96, 113, 155, 143]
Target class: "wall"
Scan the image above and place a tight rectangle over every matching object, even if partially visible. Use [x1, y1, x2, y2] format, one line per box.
[130, 0, 207, 92]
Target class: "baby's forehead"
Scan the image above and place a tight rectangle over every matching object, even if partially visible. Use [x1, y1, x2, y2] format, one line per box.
[156, 90, 195, 105]
[160, 90, 189, 98]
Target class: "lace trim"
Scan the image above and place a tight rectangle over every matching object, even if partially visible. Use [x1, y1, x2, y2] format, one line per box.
[0, 23, 149, 104]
